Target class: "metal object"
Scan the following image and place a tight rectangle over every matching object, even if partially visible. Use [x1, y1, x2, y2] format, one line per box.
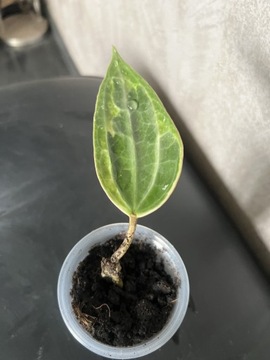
[0, 0, 48, 47]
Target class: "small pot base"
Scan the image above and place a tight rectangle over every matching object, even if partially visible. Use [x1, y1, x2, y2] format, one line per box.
[58, 224, 189, 359]
[71, 235, 178, 347]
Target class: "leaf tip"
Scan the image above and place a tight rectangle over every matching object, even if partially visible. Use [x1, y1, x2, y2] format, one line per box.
[112, 46, 120, 59]
[112, 45, 118, 53]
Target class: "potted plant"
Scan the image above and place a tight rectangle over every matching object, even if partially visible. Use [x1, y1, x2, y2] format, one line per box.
[58, 48, 189, 359]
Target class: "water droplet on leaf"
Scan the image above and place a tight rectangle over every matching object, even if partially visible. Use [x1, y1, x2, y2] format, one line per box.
[127, 100, 138, 111]
[113, 78, 120, 86]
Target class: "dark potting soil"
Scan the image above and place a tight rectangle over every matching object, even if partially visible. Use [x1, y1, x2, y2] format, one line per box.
[71, 235, 177, 347]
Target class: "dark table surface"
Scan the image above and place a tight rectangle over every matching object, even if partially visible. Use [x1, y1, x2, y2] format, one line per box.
[0, 78, 269, 360]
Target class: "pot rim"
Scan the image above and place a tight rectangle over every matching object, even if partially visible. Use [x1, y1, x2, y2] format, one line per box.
[57, 223, 189, 359]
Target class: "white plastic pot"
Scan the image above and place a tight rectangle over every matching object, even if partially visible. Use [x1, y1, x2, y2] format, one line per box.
[57, 223, 189, 359]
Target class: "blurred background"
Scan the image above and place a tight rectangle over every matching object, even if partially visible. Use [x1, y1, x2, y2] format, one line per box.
[0, 0, 78, 86]
[1, 0, 269, 274]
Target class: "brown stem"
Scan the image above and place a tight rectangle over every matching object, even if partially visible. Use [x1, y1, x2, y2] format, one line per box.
[101, 215, 137, 287]
[112, 215, 137, 262]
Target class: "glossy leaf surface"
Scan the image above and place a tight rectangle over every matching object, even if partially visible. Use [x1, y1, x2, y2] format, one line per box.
[93, 48, 183, 217]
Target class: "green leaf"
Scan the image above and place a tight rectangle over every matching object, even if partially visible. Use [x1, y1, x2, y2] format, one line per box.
[93, 48, 183, 217]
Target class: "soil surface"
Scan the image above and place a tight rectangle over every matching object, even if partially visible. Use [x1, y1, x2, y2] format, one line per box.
[71, 235, 177, 346]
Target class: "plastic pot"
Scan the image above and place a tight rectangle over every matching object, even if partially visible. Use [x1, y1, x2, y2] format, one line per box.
[57, 223, 189, 359]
